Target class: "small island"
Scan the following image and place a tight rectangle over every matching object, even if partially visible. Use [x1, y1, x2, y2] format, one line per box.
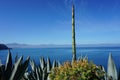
[0, 44, 9, 50]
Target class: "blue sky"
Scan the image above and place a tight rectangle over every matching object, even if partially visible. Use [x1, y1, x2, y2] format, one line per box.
[0, 0, 120, 45]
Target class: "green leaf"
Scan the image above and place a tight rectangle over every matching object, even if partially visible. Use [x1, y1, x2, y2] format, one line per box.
[30, 60, 36, 72]
[40, 57, 46, 70]
[18, 56, 30, 80]
[107, 53, 118, 80]
[5, 50, 12, 80]
[47, 57, 51, 73]
[9, 56, 23, 80]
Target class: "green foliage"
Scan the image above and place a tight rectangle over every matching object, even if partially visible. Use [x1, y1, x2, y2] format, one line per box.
[49, 59, 105, 80]
[0, 50, 30, 80]
[23, 57, 60, 80]
[107, 53, 118, 80]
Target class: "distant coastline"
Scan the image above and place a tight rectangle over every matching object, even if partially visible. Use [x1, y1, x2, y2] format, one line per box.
[6, 43, 120, 48]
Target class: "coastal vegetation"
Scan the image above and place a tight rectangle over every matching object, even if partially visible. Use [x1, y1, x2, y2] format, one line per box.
[0, 50, 29, 80]
[23, 57, 60, 80]
[0, 50, 119, 80]
[49, 58, 105, 80]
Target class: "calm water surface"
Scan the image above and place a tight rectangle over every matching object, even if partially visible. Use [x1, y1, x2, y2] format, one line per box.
[0, 47, 120, 71]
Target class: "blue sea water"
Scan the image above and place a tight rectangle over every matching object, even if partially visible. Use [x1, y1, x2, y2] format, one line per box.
[0, 47, 120, 71]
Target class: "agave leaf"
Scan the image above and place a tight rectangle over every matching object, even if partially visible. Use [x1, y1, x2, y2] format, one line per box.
[0, 59, 5, 79]
[98, 65, 107, 80]
[27, 72, 34, 80]
[38, 66, 42, 79]
[52, 60, 57, 69]
[30, 60, 36, 72]
[47, 75, 51, 80]
[56, 61, 59, 67]
[47, 57, 51, 73]
[17, 56, 30, 80]
[107, 53, 118, 80]
[102, 66, 107, 80]
[0, 59, 4, 73]
[36, 67, 41, 80]
[78, 54, 83, 61]
[40, 57, 46, 70]
[24, 72, 29, 79]
[83, 55, 88, 60]
[42, 67, 47, 80]
[9, 56, 23, 80]
[30, 72, 36, 80]
[30, 60, 39, 80]
[57, 61, 61, 68]
[5, 50, 12, 80]
[0, 64, 5, 80]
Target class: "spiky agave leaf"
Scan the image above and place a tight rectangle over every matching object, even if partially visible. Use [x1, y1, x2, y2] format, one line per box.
[107, 53, 117, 80]
[52, 60, 56, 69]
[40, 57, 46, 70]
[29, 59, 43, 80]
[29, 60, 37, 80]
[0, 59, 4, 73]
[26, 57, 58, 80]
[10, 56, 30, 80]
[83, 55, 88, 60]
[52, 60, 60, 69]
[5, 50, 12, 80]
[57, 61, 61, 68]
[23, 72, 30, 80]
[47, 57, 52, 73]
[36, 66, 43, 80]
[9, 56, 23, 80]
[38, 66, 42, 79]
[30, 60, 36, 72]
[101, 66, 107, 80]
[0, 64, 5, 72]
[0, 64, 5, 80]
[97, 65, 107, 80]
[42, 66, 47, 80]
[18, 56, 30, 80]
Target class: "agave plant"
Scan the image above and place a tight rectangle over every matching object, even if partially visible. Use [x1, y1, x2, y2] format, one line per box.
[23, 57, 61, 80]
[0, 50, 30, 80]
[107, 53, 118, 80]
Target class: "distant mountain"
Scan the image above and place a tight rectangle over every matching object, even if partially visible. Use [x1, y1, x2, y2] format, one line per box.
[6, 43, 71, 48]
[7, 43, 30, 48]
[77, 44, 120, 47]
[0, 44, 9, 50]
[6, 43, 120, 48]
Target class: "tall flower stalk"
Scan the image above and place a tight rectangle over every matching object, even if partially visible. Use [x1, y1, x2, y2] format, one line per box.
[72, 3, 76, 62]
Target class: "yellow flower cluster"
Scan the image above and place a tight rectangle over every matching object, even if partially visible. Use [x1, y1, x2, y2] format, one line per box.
[49, 59, 105, 80]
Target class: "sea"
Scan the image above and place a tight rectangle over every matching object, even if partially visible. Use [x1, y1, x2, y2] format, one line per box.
[0, 47, 120, 71]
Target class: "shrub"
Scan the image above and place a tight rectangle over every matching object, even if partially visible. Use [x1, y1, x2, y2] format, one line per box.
[49, 59, 105, 80]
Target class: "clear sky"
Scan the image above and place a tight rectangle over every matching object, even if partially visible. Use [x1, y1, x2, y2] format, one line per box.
[0, 0, 120, 45]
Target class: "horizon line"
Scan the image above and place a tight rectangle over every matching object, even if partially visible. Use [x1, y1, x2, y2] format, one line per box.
[5, 43, 120, 45]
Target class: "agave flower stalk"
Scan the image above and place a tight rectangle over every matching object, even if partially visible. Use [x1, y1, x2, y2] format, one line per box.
[72, 3, 76, 62]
